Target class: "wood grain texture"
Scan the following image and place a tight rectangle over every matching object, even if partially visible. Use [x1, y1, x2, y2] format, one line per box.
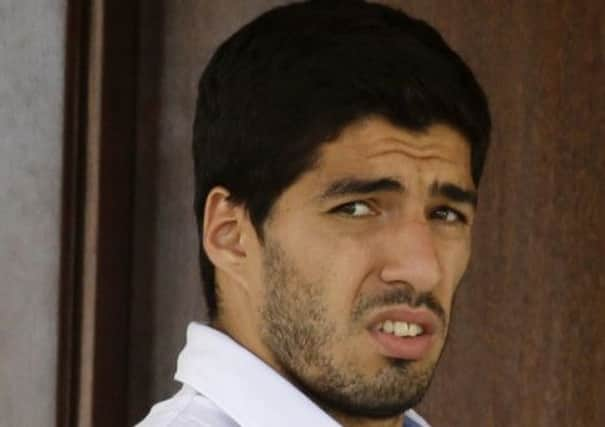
[57, 0, 90, 425]
[86, 1, 138, 424]
[127, 1, 605, 426]
[58, 1, 139, 426]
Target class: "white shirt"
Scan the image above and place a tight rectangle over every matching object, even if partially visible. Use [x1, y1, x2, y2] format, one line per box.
[136, 322, 431, 427]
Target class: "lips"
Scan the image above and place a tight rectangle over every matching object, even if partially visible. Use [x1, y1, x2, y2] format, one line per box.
[367, 306, 442, 360]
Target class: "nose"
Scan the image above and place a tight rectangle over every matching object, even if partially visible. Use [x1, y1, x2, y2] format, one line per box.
[379, 220, 442, 293]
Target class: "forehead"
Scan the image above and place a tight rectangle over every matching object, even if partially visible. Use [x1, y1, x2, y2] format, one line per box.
[311, 116, 473, 186]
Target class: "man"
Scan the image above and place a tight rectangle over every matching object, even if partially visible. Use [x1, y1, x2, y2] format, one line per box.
[138, 1, 491, 426]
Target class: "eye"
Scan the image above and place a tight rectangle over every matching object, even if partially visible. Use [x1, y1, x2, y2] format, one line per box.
[431, 206, 468, 224]
[331, 201, 376, 217]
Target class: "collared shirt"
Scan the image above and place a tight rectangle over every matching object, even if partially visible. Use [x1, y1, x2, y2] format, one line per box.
[136, 322, 431, 427]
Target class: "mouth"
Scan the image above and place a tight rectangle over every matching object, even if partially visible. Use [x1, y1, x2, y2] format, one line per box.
[367, 307, 441, 360]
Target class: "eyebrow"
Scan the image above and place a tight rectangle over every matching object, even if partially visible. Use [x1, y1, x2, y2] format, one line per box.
[430, 181, 478, 208]
[318, 177, 404, 200]
[317, 177, 478, 208]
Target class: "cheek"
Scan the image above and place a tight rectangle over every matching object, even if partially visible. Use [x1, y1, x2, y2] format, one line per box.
[289, 231, 374, 316]
[436, 239, 471, 305]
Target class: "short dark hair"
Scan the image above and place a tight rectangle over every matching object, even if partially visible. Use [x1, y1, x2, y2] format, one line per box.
[193, 0, 491, 319]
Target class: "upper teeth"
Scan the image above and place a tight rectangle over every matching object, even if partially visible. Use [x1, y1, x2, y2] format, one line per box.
[379, 320, 424, 337]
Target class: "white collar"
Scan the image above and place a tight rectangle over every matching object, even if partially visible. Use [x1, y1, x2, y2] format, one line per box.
[175, 322, 429, 427]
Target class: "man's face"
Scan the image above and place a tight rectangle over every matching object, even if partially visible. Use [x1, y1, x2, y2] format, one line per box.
[248, 116, 476, 417]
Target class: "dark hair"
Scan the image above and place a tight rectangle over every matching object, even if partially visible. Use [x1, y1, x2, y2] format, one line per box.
[193, 0, 491, 319]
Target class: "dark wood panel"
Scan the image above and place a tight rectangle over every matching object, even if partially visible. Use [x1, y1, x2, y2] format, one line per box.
[58, 0, 139, 426]
[57, 0, 92, 425]
[127, 0, 165, 422]
[90, 0, 139, 425]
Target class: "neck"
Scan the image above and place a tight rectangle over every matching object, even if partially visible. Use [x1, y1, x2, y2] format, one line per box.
[214, 309, 407, 427]
[212, 310, 286, 377]
[329, 411, 404, 427]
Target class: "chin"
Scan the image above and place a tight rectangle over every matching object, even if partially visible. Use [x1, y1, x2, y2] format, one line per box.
[286, 356, 436, 420]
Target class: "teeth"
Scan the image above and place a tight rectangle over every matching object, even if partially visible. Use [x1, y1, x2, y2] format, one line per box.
[383, 320, 394, 333]
[378, 321, 424, 337]
[409, 323, 422, 336]
[394, 322, 408, 336]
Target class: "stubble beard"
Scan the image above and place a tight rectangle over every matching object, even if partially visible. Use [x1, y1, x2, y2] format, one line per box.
[259, 239, 443, 419]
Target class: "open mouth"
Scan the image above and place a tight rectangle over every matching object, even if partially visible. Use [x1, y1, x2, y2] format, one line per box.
[367, 308, 440, 360]
[376, 320, 424, 337]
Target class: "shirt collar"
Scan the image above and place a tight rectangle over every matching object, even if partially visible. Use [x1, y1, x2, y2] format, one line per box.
[175, 322, 428, 427]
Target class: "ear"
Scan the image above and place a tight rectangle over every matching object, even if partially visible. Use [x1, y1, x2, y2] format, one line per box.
[202, 187, 249, 287]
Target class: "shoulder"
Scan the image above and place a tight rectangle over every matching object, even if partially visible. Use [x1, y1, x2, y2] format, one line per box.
[135, 386, 240, 427]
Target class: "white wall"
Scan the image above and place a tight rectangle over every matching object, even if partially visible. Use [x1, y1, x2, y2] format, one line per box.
[0, 1, 66, 426]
